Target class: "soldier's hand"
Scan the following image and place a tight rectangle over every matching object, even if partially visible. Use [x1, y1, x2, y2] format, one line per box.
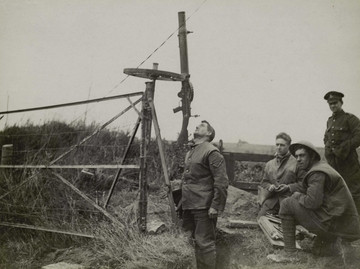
[292, 191, 301, 199]
[268, 184, 276, 192]
[276, 184, 290, 193]
[208, 208, 218, 219]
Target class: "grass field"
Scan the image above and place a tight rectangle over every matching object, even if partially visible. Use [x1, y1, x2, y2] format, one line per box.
[1, 121, 360, 268]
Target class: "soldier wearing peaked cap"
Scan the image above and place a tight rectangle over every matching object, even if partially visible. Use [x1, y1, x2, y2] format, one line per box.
[324, 91, 344, 102]
[323, 91, 360, 215]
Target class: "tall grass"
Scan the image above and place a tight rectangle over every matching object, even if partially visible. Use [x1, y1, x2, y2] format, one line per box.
[0, 120, 191, 268]
[93, 204, 193, 269]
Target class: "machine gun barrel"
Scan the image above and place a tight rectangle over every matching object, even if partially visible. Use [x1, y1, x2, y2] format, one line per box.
[173, 106, 182, 113]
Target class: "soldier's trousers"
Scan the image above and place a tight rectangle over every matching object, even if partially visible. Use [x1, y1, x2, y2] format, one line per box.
[327, 150, 360, 215]
[182, 209, 217, 269]
[279, 197, 336, 242]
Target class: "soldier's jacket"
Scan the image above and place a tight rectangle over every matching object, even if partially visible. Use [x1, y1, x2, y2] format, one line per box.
[260, 152, 305, 209]
[295, 161, 360, 240]
[181, 141, 229, 211]
[324, 109, 360, 199]
[324, 109, 360, 161]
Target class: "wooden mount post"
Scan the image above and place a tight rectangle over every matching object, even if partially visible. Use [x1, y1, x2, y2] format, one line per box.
[138, 81, 155, 232]
[148, 97, 178, 225]
[177, 11, 191, 145]
[178, 11, 189, 75]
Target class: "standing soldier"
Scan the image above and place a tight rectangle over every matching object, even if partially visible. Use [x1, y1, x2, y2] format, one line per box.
[323, 91, 360, 214]
[181, 120, 228, 269]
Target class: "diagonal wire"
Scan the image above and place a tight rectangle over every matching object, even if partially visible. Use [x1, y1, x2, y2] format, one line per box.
[108, 0, 209, 96]
[77, 0, 208, 126]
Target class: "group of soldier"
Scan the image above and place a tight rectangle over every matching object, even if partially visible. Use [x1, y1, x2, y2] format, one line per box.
[178, 90, 360, 268]
[258, 91, 360, 262]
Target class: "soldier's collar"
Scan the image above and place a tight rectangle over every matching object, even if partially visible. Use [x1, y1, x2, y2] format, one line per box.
[275, 151, 291, 161]
[332, 109, 345, 118]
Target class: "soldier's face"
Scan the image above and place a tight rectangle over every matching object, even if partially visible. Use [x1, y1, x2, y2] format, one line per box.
[276, 138, 290, 156]
[194, 122, 211, 139]
[328, 100, 342, 113]
[295, 148, 311, 170]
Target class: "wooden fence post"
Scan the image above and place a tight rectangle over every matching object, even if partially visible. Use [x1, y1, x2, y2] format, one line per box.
[223, 153, 235, 185]
[138, 81, 155, 232]
[1, 144, 13, 165]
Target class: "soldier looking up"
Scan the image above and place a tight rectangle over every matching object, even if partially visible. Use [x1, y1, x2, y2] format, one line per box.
[180, 120, 228, 269]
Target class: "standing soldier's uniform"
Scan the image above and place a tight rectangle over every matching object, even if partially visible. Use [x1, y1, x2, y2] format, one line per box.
[323, 91, 360, 214]
[181, 121, 228, 269]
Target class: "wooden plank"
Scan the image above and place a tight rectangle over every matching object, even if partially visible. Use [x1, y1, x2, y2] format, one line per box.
[258, 216, 283, 240]
[148, 97, 178, 225]
[296, 225, 316, 239]
[266, 214, 281, 224]
[104, 117, 141, 208]
[50, 96, 142, 165]
[220, 142, 275, 155]
[53, 172, 124, 229]
[231, 153, 273, 162]
[0, 92, 143, 115]
[228, 219, 258, 229]
[233, 181, 260, 190]
[0, 222, 95, 238]
[0, 165, 140, 169]
[258, 216, 301, 249]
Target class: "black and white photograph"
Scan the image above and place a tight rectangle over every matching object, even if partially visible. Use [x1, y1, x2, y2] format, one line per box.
[1, 0, 360, 268]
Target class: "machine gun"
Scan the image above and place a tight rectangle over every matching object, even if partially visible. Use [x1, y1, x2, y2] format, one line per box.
[173, 76, 194, 145]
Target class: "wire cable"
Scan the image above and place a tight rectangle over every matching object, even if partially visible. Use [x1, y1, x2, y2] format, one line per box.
[81, 0, 209, 120]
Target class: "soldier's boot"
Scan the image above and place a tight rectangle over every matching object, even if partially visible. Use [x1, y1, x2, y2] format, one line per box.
[195, 249, 216, 269]
[267, 218, 300, 263]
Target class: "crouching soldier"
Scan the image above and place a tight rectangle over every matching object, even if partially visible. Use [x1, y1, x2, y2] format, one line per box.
[268, 141, 360, 263]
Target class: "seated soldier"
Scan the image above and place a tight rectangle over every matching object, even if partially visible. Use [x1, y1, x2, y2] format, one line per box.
[258, 132, 304, 218]
[268, 140, 360, 263]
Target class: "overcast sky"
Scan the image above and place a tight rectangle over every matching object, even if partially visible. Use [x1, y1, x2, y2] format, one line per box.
[1, 0, 359, 147]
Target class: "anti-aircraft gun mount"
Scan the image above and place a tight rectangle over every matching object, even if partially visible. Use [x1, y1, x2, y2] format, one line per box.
[124, 64, 184, 231]
[124, 11, 195, 145]
[122, 11, 197, 232]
